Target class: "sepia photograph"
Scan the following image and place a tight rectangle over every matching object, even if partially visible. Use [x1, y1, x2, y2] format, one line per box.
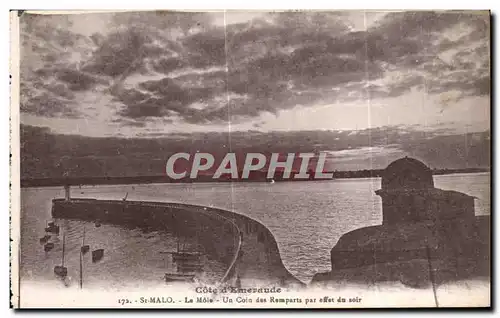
[10, 9, 491, 308]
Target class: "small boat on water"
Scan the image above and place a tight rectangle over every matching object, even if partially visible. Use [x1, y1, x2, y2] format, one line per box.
[39, 235, 51, 244]
[44, 242, 55, 252]
[172, 251, 202, 263]
[54, 265, 68, 278]
[79, 226, 88, 289]
[92, 249, 105, 263]
[162, 238, 204, 283]
[81, 245, 90, 254]
[80, 226, 90, 254]
[54, 232, 67, 278]
[45, 226, 59, 235]
[164, 272, 196, 282]
[45, 221, 60, 235]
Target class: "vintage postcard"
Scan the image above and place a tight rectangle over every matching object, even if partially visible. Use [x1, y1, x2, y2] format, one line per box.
[10, 9, 491, 309]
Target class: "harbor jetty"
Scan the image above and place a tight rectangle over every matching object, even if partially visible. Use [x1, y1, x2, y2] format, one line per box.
[51, 193, 304, 289]
[311, 157, 490, 289]
[47, 156, 488, 290]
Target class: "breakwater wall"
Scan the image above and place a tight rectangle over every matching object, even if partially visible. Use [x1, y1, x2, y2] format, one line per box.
[51, 198, 303, 288]
[169, 203, 304, 287]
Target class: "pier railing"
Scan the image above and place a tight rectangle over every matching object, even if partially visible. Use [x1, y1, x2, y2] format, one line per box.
[205, 214, 242, 285]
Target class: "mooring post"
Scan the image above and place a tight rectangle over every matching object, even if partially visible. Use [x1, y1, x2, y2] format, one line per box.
[64, 184, 71, 201]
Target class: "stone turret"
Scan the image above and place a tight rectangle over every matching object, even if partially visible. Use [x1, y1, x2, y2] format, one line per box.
[375, 157, 475, 225]
[381, 156, 435, 190]
[310, 157, 490, 290]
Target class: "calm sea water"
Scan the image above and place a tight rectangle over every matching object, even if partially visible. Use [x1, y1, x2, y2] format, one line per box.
[20, 173, 490, 288]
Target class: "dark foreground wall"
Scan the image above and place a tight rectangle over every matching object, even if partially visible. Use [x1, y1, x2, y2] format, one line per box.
[311, 215, 490, 288]
[52, 198, 303, 288]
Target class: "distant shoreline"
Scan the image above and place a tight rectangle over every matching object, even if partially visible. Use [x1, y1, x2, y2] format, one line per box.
[20, 168, 490, 188]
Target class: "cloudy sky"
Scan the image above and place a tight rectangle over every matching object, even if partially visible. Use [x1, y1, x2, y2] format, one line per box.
[19, 10, 490, 138]
[17, 11, 491, 175]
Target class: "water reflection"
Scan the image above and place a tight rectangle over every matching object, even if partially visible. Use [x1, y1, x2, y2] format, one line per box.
[21, 173, 490, 286]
